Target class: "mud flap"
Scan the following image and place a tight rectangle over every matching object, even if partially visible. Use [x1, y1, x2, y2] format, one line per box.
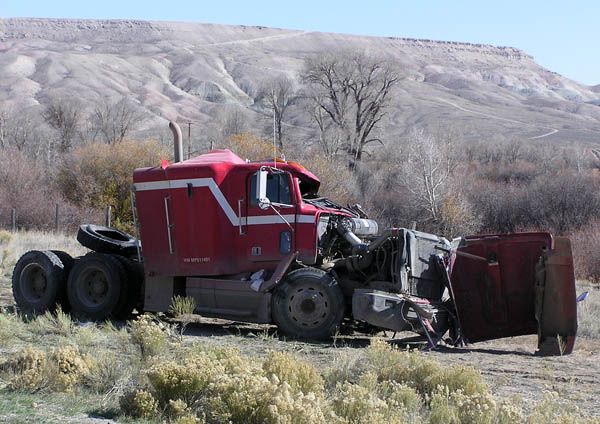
[535, 237, 577, 355]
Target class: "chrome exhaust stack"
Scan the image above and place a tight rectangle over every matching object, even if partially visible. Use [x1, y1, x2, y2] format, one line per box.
[169, 121, 183, 163]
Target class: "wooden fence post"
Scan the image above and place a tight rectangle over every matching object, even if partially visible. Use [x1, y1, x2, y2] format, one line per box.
[105, 206, 112, 227]
[11, 208, 16, 232]
[54, 204, 59, 232]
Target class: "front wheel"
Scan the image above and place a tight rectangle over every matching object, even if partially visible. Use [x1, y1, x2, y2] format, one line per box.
[272, 268, 345, 340]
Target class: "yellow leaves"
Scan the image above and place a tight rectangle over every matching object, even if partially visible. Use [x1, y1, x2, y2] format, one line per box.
[57, 139, 168, 232]
[225, 133, 276, 162]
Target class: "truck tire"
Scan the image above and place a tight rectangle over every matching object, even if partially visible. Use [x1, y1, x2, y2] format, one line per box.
[112, 255, 143, 319]
[77, 224, 138, 257]
[12, 250, 68, 316]
[272, 268, 345, 340]
[67, 253, 125, 320]
[50, 250, 74, 311]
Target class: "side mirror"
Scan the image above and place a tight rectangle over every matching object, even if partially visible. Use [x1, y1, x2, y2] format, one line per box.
[256, 169, 271, 210]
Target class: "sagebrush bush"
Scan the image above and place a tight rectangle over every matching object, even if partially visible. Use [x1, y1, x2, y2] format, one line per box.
[129, 314, 170, 358]
[263, 351, 324, 394]
[331, 381, 401, 424]
[47, 345, 91, 391]
[120, 389, 159, 419]
[2, 344, 92, 392]
[147, 356, 223, 406]
[3, 346, 47, 391]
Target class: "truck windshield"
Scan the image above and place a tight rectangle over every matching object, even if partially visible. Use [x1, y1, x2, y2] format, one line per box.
[250, 172, 292, 205]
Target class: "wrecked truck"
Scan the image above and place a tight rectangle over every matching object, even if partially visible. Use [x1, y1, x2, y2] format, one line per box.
[12, 122, 577, 355]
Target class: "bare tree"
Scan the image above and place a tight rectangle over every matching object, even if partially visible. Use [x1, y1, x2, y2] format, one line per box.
[1, 107, 41, 152]
[43, 97, 82, 152]
[307, 94, 344, 157]
[0, 107, 7, 149]
[400, 129, 457, 223]
[219, 106, 248, 138]
[302, 52, 399, 163]
[255, 75, 298, 149]
[93, 98, 144, 144]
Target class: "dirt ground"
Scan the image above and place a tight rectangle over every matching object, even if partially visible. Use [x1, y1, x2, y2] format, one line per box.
[1, 275, 599, 417]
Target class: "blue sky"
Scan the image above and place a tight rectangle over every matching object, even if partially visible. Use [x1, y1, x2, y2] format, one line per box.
[2, 0, 598, 86]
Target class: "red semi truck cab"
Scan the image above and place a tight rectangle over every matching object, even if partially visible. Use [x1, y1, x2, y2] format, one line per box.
[133, 149, 340, 278]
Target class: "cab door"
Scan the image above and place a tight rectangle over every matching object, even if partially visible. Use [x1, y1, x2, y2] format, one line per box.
[242, 171, 296, 263]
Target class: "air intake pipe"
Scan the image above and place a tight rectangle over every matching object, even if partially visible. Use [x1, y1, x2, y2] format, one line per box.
[169, 121, 183, 163]
[337, 218, 368, 250]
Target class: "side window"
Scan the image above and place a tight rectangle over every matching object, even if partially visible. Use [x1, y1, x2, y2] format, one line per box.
[250, 172, 292, 206]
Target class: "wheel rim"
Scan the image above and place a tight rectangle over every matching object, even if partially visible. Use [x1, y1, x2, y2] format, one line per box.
[287, 283, 331, 328]
[20, 263, 48, 302]
[77, 266, 111, 308]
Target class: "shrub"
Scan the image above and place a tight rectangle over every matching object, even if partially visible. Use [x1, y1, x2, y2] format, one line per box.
[0, 148, 95, 231]
[169, 295, 197, 317]
[224, 133, 275, 161]
[47, 345, 90, 391]
[331, 381, 400, 424]
[119, 389, 159, 419]
[571, 220, 600, 283]
[147, 355, 225, 405]
[205, 374, 329, 424]
[0, 311, 26, 345]
[263, 351, 324, 394]
[84, 351, 123, 393]
[56, 140, 167, 233]
[3, 346, 47, 391]
[525, 391, 580, 424]
[129, 314, 169, 358]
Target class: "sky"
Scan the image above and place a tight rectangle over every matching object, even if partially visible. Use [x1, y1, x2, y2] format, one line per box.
[1, 0, 598, 86]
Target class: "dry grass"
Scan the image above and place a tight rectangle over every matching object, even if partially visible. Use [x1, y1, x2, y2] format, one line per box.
[0, 229, 87, 279]
[577, 282, 600, 339]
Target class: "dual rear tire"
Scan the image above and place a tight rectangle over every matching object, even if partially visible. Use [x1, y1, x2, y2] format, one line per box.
[12, 250, 141, 320]
[67, 253, 141, 320]
[12, 250, 70, 315]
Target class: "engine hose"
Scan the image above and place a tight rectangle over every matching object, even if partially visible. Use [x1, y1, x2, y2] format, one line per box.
[337, 219, 367, 249]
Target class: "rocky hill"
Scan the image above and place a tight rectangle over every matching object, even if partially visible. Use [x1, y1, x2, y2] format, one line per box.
[1, 18, 599, 145]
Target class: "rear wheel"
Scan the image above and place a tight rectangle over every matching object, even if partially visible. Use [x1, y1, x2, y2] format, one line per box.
[12, 250, 68, 315]
[272, 268, 345, 340]
[50, 250, 74, 311]
[67, 253, 124, 320]
[112, 255, 143, 319]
